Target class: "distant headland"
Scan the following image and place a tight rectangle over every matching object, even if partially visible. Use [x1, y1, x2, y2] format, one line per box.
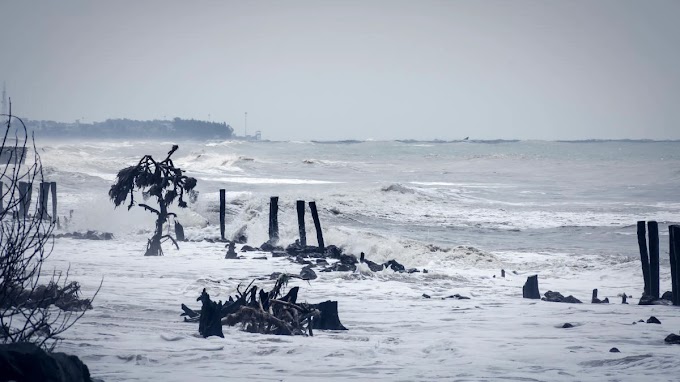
[22, 117, 261, 141]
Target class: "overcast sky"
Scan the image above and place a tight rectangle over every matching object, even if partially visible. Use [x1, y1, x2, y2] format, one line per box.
[1, 0, 679, 140]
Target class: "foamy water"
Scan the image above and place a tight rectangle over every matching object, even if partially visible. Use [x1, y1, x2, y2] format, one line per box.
[29, 138, 680, 381]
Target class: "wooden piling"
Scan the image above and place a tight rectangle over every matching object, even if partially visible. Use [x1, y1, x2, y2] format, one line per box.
[309, 201, 324, 250]
[637, 221, 651, 296]
[18, 181, 31, 219]
[648, 221, 660, 299]
[296, 200, 306, 247]
[175, 221, 185, 242]
[501, 269, 505, 278]
[219, 189, 226, 241]
[38, 182, 50, 220]
[0, 181, 4, 211]
[268, 196, 279, 244]
[671, 225, 680, 306]
[50, 182, 57, 224]
[591, 289, 598, 303]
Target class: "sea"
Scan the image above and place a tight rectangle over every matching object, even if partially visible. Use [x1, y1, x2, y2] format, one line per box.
[26, 138, 680, 381]
[39, 139, 680, 264]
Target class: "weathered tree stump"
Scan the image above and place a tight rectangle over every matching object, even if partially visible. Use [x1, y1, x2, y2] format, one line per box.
[523, 275, 540, 299]
[311, 300, 347, 330]
[197, 289, 224, 338]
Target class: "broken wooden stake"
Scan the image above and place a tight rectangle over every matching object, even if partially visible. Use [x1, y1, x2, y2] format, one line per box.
[522, 275, 540, 299]
[175, 221, 185, 242]
[501, 269, 505, 278]
[622, 293, 628, 304]
[296, 200, 306, 247]
[269, 196, 279, 244]
[648, 221, 660, 299]
[219, 189, 226, 241]
[309, 201, 324, 250]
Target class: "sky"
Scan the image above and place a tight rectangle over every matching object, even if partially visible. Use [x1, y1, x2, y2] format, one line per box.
[0, 0, 679, 141]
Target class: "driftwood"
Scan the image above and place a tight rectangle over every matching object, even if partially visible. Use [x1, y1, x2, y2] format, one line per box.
[183, 275, 347, 337]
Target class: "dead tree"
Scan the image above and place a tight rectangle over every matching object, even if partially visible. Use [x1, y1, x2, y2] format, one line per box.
[109, 145, 197, 256]
[183, 275, 348, 337]
[1, 104, 98, 350]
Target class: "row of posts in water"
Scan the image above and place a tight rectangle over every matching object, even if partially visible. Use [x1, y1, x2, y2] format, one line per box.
[637, 221, 680, 305]
[216, 190, 325, 248]
[0, 181, 58, 223]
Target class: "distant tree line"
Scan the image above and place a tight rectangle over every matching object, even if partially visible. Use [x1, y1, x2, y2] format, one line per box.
[24, 118, 234, 139]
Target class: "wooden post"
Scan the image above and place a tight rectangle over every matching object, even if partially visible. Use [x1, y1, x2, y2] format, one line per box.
[0, 181, 4, 212]
[309, 201, 324, 250]
[50, 182, 57, 224]
[522, 275, 540, 299]
[219, 189, 226, 241]
[296, 200, 306, 247]
[671, 225, 680, 306]
[268, 196, 279, 244]
[591, 289, 598, 303]
[648, 221, 660, 299]
[18, 181, 31, 219]
[175, 221, 185, 242]
[38, 182, 50, 220]
[501, 269, 505, 278]
[637, 221, 651, 296]
[622, 293, 628, 304]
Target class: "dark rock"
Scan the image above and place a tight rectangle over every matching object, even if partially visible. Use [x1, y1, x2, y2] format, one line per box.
[359, 252, 383, 272]
[383, 259, 405, 272]
[422, 293, 431, 299]
[444, 294, 470, 300]
[271, 251, 288, 257]
[665, 333, 680, 344]
[647, 316, 661, 324]
[204, 238, 215, 243]
[310, 300, 347, 330]
[55, 230, 114, 241]
[562, 323, 574, 328]
[241, 245, 257, 252]
[324, 245, 343, 259]
[638, 294, 672, 305]
[295, 255, 313, 265]
[407, 268, 420, 274]
[321, 262, 356, 272]
[316, 259, 329, 265]
[423, 269, 429, 274]
[542, 291, 582, 304]
[638, 319, 645, 323]
[0, 342, 93, 382]
[260, 242, 283, 252]
[253, 256, 267, 260]
[661, 291, 673, 301]
[339, 254, 358, 265]
[609, 347, 620, 353]
[270, 272, 282, 280]
[300, 265, 317, 280]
